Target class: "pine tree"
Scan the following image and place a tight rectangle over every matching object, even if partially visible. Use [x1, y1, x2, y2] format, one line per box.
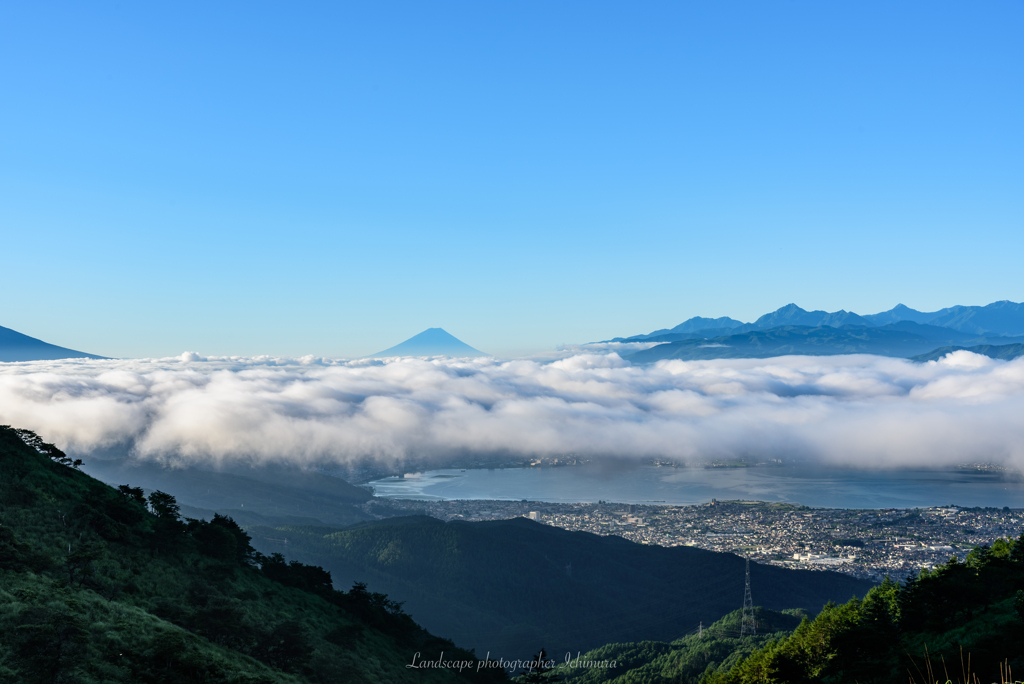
[520, 648, 561, 683]
[147, 491, 180, 519]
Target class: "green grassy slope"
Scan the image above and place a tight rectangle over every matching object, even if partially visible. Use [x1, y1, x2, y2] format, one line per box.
[0, 426, 505, 684]
[243, 516, 875, 662]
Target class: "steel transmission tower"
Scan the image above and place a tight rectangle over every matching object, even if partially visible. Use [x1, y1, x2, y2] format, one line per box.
[740, 558, 756, 636]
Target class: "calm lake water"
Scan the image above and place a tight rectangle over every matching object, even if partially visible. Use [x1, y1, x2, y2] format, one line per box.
[367, 463, 1024, 509]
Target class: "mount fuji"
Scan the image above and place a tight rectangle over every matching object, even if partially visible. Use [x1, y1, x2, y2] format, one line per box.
[370, 328, 487, 358]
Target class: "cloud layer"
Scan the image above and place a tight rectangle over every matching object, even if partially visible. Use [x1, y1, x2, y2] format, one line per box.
[1, 350, 1023, 470]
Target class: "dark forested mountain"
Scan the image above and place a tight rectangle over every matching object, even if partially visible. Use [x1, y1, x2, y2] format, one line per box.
[83, 458, 374, 528]
[0, 324, 104, 362]
[0, 425, 504, 683]
[242, 515, 874, 661]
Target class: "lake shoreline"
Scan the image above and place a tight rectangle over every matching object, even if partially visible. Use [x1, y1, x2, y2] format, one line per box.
[366, 462, 1024, 510]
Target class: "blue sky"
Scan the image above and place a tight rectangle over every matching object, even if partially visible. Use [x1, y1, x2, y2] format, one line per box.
[1, 1, 1021, 358]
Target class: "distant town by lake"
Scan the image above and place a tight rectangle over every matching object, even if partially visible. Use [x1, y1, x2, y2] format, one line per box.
[367, 462, 1024, 510]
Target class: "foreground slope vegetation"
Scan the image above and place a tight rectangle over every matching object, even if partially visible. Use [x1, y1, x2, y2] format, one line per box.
[552, 608, 807, 684]
[705, 542, 1024, 684]
[245, 516, 874, 659]
[0, 426, 505, 684]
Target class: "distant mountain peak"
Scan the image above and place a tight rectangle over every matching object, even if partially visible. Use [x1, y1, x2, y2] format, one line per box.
[0, 325, 104, 362]
[608, 299, 1024, 351]
[370, 328, 487, 358]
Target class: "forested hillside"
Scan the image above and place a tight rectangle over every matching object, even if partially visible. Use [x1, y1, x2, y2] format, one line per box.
[244, 516, 874, 660]
[0, 425, 505, 684]
[550, 607, 807, 684]
[705, 542, 1024, 684]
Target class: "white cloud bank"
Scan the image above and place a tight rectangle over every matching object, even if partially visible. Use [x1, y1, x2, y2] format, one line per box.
[1, 351, 1023, 470]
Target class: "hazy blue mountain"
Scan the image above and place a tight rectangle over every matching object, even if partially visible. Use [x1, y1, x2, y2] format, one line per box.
[923, 300, 1024, 336]
[246, 515, 873, 659]
[609, 317, 745, 342]
[750, 304, 872, 330]
[665, 316, 746, 334]
[876, 320, 982, 345]
[862, 303, 942, 326]
[0, 324, 104, 362]
[623, 327, 745, 344]
[82, 458, 373, 527]
[370, 327, 487, 357]
[608, 300, 1024, 347]
[626, 325, 949, 363]
[627, 322, 1024, 364]
[909, 343, 1024, 363]
[857, 301, 1024, 335]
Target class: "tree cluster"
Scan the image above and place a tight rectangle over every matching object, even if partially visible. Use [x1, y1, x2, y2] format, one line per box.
[8, 426, 82, 469]
[706, 536, 1024, 684]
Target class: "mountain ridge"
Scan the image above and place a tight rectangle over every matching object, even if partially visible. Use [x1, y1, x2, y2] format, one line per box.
[625, 324, 1024, 364]
[607, 300, 1024, 344]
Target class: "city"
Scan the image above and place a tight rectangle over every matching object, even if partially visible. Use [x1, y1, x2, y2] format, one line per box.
[361, 496, 1024, 582]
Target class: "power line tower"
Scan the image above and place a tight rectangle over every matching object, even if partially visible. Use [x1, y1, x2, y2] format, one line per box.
[740, 558, 756, 636]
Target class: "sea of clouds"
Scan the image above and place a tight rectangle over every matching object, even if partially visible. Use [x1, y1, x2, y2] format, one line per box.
[1, 350, 1023, 470]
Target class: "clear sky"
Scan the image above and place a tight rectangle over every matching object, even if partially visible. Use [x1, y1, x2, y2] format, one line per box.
[1, 1, 1021, 359]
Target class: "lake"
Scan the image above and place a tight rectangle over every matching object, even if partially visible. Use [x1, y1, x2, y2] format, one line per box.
[367, 463, 1024, 509]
